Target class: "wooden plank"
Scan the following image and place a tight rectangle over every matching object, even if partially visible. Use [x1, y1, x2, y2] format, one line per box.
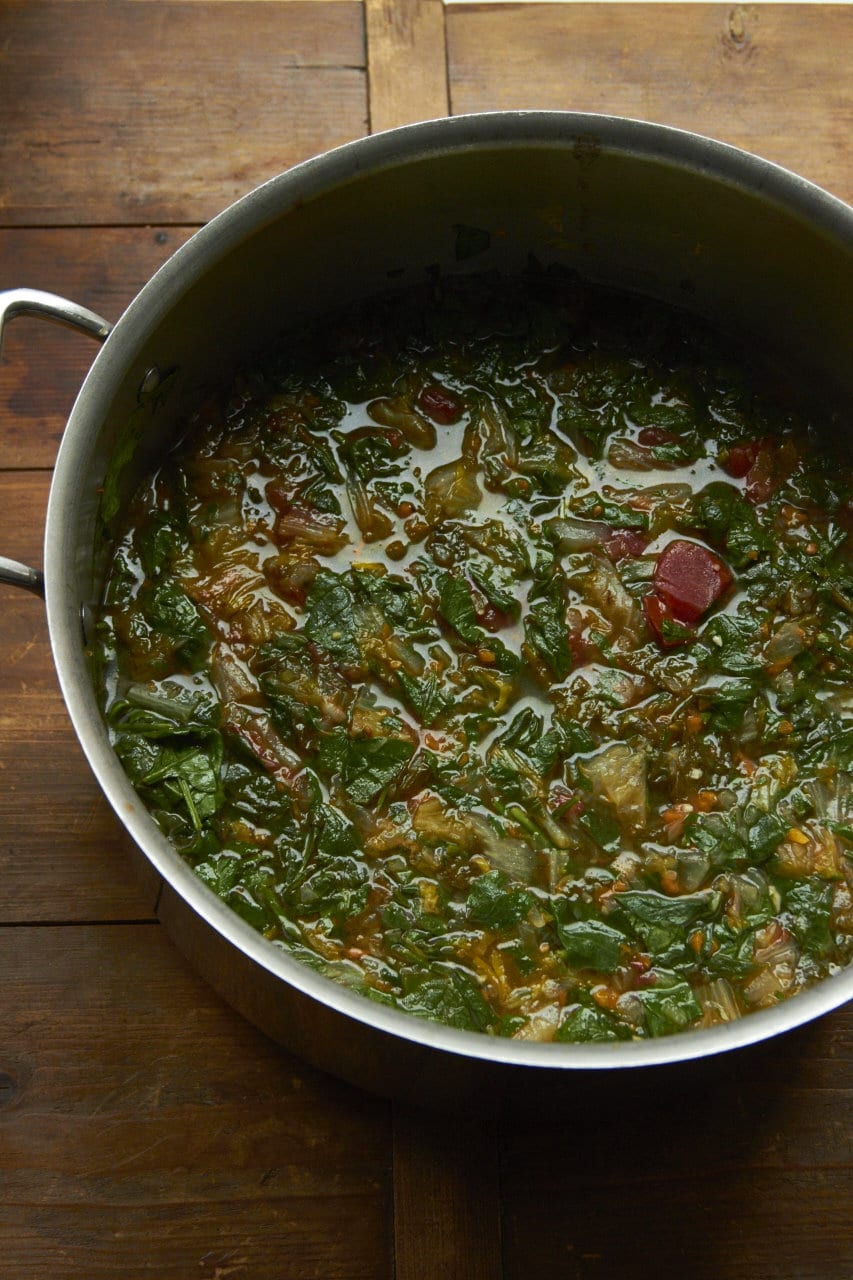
[366, 0, 449, 132]
[500, 1010, 853, 1280]
[128, 0, 349, 4]
[447, 3, 853, 204]
[0, 923, 393, 1279]
[0, 471, 155, 922]
[392, 1106, 503, 1280]
[0, 227, 195, 469]
[0, 2, 367, 226]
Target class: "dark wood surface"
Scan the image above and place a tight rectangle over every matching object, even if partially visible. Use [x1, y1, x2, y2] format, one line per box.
[1, 3, 851, 1276]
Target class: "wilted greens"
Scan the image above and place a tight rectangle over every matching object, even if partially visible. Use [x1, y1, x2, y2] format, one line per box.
[96, 269, 853, 1042]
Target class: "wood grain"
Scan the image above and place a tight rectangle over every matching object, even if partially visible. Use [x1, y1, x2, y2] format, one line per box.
[0, 923, 393, 1280]
[447, 3, 853, 204]
[0, 228, 196, 469]
[0, 1, 367, 225]
[393, 1106, 503, 1280]
[500, 1010, 853, 1280]
[366, 0, 449, 132]
[0, 471, 154, 922]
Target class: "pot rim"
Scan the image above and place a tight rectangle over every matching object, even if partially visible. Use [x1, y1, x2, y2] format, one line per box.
[45, 110, 853, 1072]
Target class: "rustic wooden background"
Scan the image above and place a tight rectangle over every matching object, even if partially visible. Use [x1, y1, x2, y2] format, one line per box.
[1, 2, 851, 1276]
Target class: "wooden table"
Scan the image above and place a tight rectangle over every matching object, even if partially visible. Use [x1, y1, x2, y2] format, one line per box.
[1, 3, 851, 1276]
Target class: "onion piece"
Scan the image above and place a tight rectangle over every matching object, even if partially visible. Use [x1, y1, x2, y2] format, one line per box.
[695, 978, 741, 1025]
[367, 395, 437, 449]
[409, 795, 537, 881]
[210, 641, 303, 785]
[411, 794, 478, 851]
[743, 964, 797, 1008]
[607, 437, 678, 470]
[774, 822, 845, 879]
[347, 473, 394, 542]
[546, 516, 610, 553]
[766, 619, 808, 665]
[582, 743, 648, 831]
[210, 640, 263, 706]
[512, 1003, 561, 1042]
[273, 505, 350, 555]
[476, 400, 518, 481]
[423, 457, 482, 523]
[467, 814, 538, 883]
[582, 555, 640, 636]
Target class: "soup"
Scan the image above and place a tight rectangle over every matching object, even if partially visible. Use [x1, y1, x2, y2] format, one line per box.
[95, 268, 853, 1042]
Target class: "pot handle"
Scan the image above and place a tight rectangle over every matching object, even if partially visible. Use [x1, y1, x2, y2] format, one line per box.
[0, 288, 113, 596]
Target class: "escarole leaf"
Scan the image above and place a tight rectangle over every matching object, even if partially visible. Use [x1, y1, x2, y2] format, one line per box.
[298, 849, 369, 927]
[108, 679, 221, 737]
[467, 869, 534, 930]
[145, 581, 210, 665]
[468, 560, 521, 618]
[524, 583, 573, 679]
[485, 707, 563, 804]
[785, 880, 834, 958]
[342, 736, 415, 804]
[115, 731, 224, 841]
[700, 614, 762, 676]
[613, 888, 719, 951]
[304, 570, 360, 666]
[636, 982, 702, 1037]
[556, 918, 626, 972]
[556, 1004, 629, 1043]
[141, 743, 222, 825]
[573, 492, 648, 530]
[689, 482, 768, 568]
[437, 573, 482, 643]
[399, 965, 495, 1031]
[397, 670, 451, 727]
[436, 572, 519, 671]
[319, 726, 415, 804]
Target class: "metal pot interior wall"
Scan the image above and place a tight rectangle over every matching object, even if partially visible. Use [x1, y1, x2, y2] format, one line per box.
[63, 133, 853, 611]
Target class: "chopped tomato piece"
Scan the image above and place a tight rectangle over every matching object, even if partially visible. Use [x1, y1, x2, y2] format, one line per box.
[604, 528, 648, 561]
[722, 437, 794, 504]
[567, 625, 589, 667]
[418, 383, 463, 425]
[743, 446, 778, 504]
[643, 591, 695, 647]
[637, 427, 676, 446]
[719, 440, 761, 479]
[477, 603, 515, 633]
[653, 539, 732, 623]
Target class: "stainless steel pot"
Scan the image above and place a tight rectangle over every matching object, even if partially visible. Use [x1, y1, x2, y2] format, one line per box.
[3, 113, 852, 1108]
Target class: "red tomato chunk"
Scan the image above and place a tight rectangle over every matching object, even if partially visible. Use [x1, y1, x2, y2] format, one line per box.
[637, 427, 676, 446]
[643, 591, 694, 647]
[720, 439, 761, 479]
[418, 383, 464, 424]
[604, 528, 648, 561]
[653, 539, 733, 624]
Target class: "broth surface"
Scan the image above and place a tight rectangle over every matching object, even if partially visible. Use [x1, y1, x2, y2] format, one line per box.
[96, 270, 853, 1042]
